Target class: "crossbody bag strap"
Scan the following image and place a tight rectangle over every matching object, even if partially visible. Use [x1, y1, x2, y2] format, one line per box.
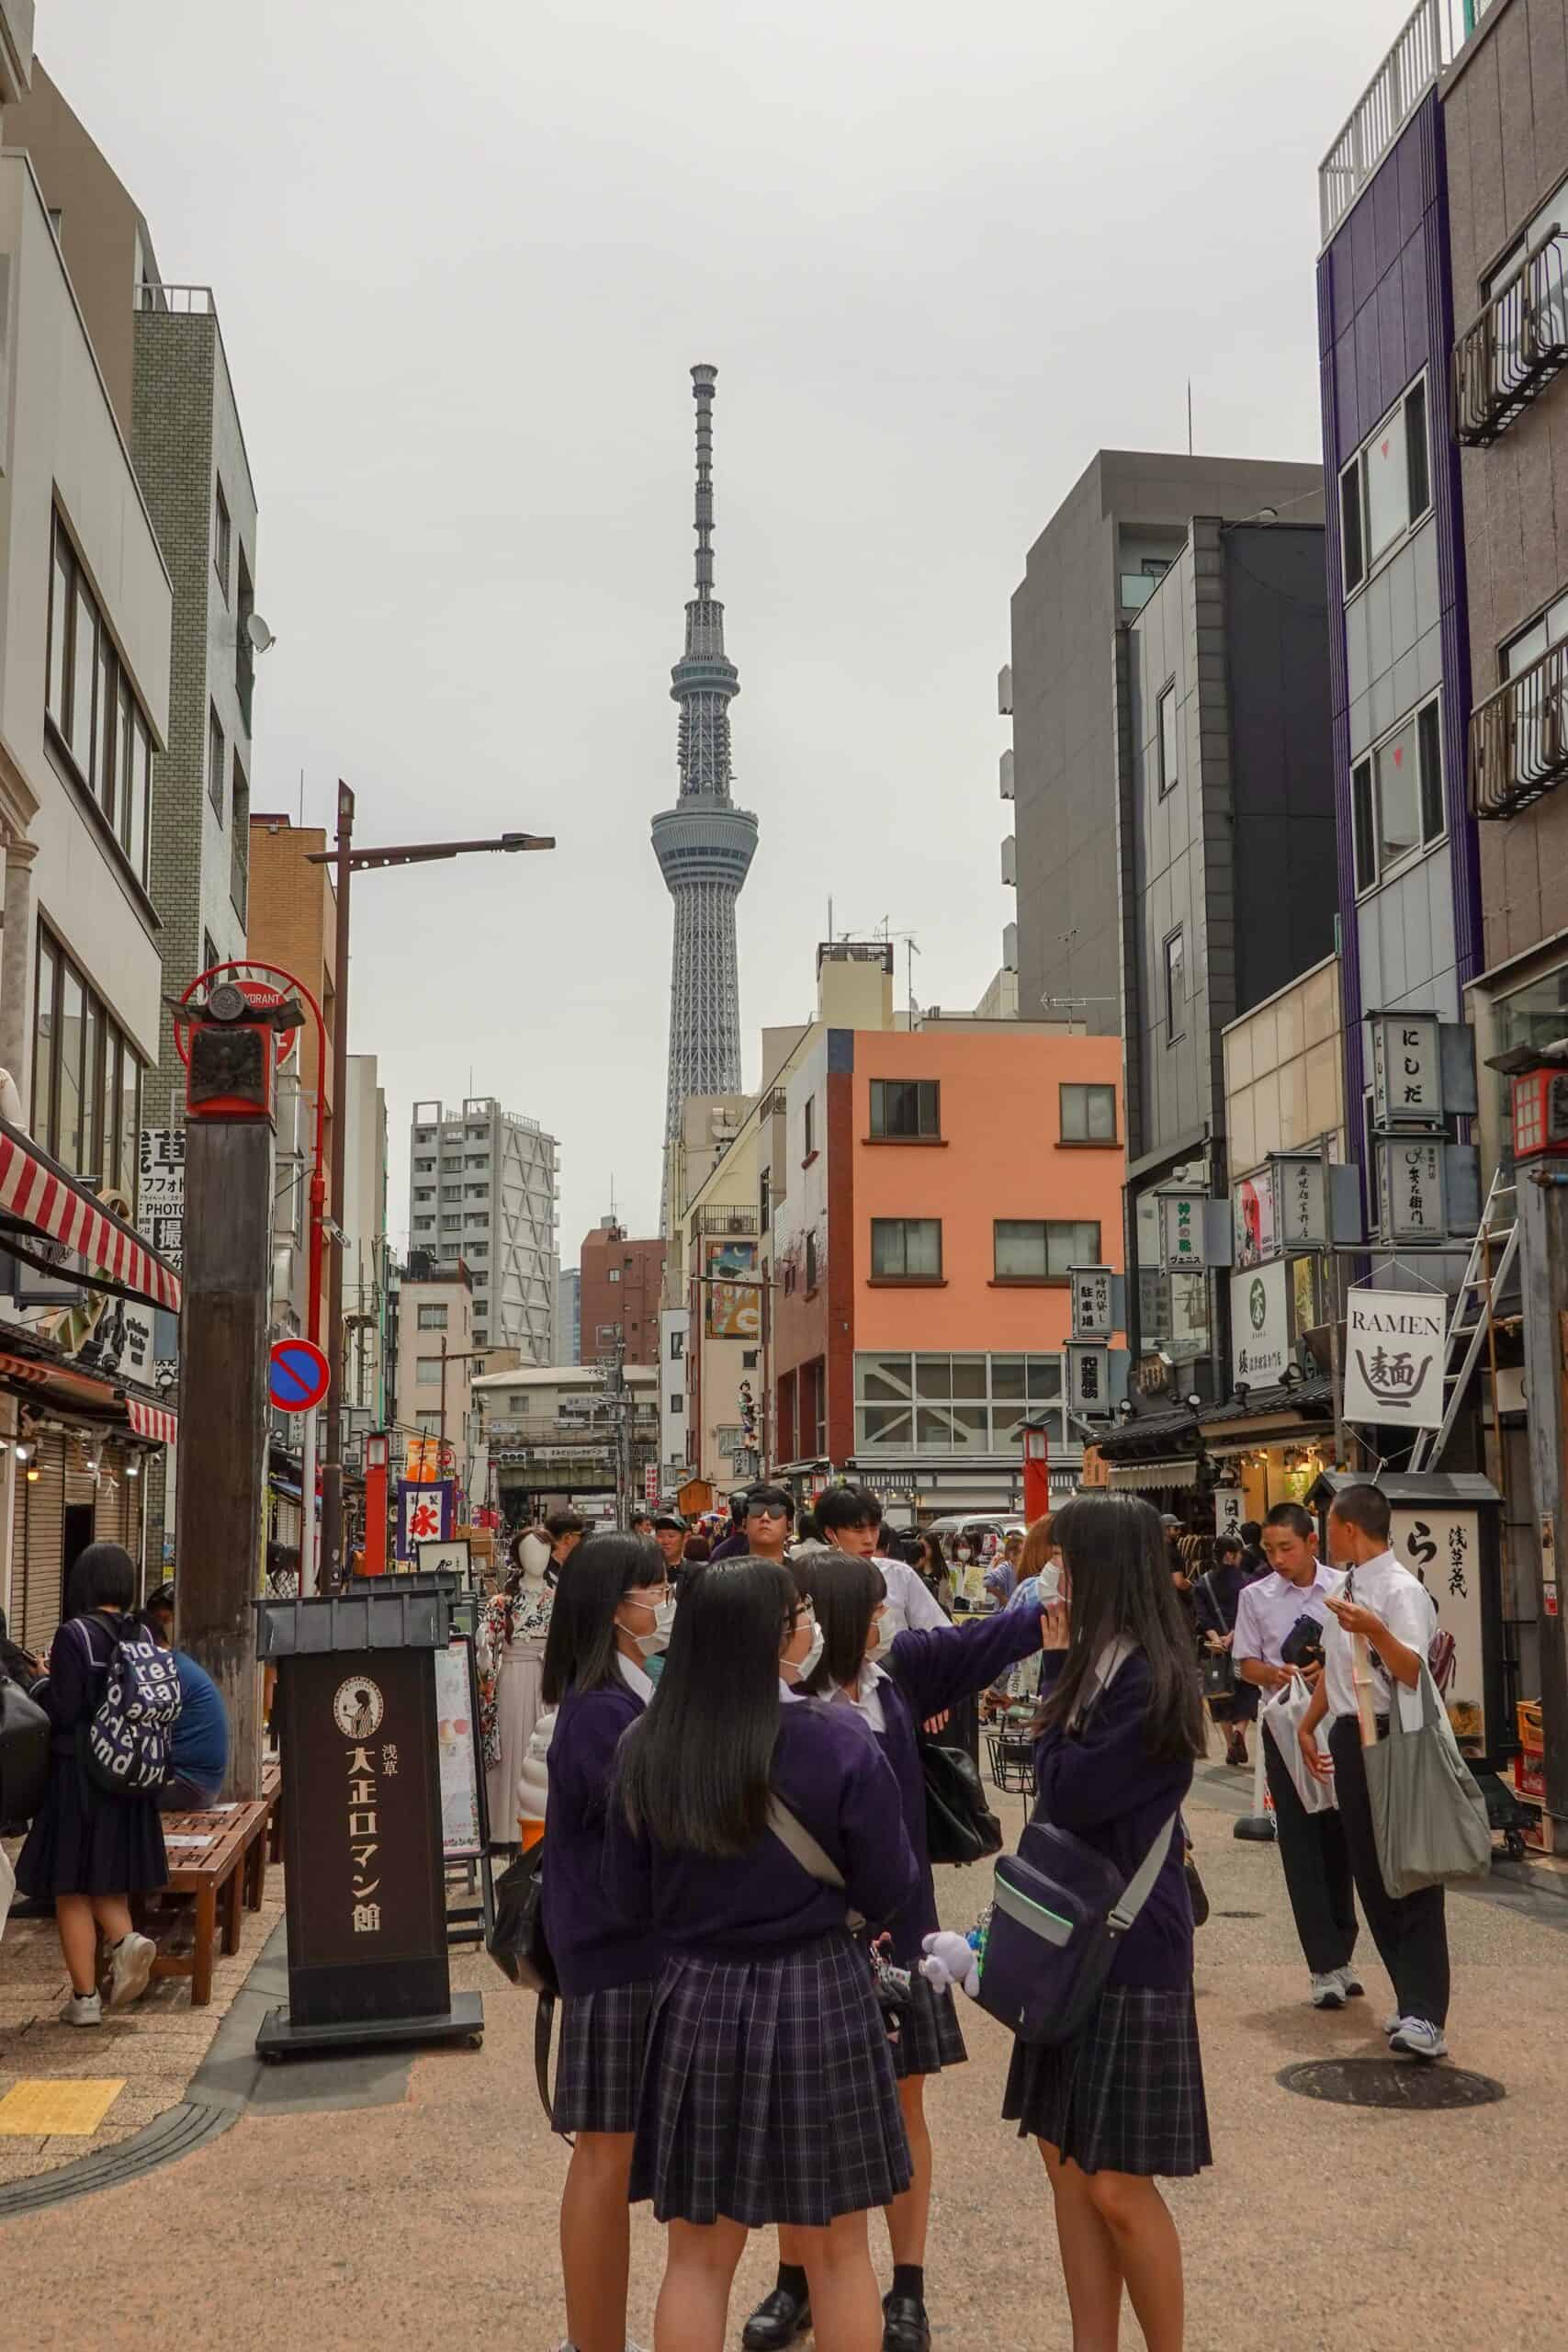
[766, 1793, 844, 1888]
[1106, 1810, 1182, 1935]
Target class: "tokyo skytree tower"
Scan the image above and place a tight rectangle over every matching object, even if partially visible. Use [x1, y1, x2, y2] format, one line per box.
[652, 365, 758, 1182]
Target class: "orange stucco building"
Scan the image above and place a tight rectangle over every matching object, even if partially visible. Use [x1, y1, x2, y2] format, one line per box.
[769, 1013, 1125, 1512]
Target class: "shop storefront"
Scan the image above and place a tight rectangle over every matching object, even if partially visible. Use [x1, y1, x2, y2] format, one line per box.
[1196, 1376, 1337, 1528]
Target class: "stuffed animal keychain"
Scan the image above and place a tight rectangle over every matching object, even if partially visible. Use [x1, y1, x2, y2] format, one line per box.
[919, 1908, 990, 2002]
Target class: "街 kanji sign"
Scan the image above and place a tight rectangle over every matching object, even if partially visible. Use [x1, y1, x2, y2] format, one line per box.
[1342, 1288, 1445, 1430]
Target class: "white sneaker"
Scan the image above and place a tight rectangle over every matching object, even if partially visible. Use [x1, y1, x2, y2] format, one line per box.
[1388, 2017, 1448, 2061]
[1383, 2012, 1400, 2036]
[1336, 1967, 1365, 2001]
[60, 1990, 102, 2027]
[105, 1930, 156, 2010]
[1310, 1971, 1346, 2008]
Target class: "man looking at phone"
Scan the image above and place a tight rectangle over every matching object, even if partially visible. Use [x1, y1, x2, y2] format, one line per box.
[1231, 1502, 1359, 2010]
[1298, 1483, 1451, 2063]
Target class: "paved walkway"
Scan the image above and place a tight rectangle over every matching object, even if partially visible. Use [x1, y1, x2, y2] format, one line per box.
[5, 1760, 1567, 2347]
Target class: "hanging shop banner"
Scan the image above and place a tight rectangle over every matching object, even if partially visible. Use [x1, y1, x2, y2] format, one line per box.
[137, 1127, 186, 1274]
[1376, 1136, 1446, 1242]
[1066, 1340, 1111, 1418]
[1213, 1486, 1245, 1541]
[1273, 1154, 1329, 1251]
[1069, 1265, 1115, 1340]
[1233, 1170, 1277, 1269]
[397, 1477, 456, 1562]
[1371, 1011, 1441, 1128]
[434, 1637, 484, 1860]
[705, 1238, 761, 1340]
[1341, 1289, 1445, 1430]
[1231, 1260, 1292, 1387]
[1390, 1505, 1485, 1749]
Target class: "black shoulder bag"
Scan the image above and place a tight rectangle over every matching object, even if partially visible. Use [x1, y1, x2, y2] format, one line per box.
[1198, 1575, 1236, 1702]
[884, 1661, 1002, 1867]
[486, 1843, 564, 2127]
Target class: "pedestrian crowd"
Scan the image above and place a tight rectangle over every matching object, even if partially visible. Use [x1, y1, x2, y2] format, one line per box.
[510, 1473, 1474, 2352]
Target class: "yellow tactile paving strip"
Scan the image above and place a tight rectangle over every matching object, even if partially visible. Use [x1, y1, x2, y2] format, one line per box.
[0, 2077, 126, 2134]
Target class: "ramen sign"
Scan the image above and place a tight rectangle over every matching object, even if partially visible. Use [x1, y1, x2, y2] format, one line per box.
[1341, 1288, 1445, 1431]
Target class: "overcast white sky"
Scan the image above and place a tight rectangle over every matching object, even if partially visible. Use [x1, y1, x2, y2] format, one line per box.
[42, 0, 1395, 1265]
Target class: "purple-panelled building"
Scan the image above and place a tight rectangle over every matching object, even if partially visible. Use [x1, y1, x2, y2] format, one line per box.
[1316, 85, 1482, 1192]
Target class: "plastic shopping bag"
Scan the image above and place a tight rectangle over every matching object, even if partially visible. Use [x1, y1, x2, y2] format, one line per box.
[0, 1839, 14, 1945]
[1261, 1671, 1336, 1814]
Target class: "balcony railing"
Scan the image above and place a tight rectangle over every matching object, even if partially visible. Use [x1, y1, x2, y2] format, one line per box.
[134, 280, 217, 315]
[1470, 638, 1568, 819]
[1318, 0, 1449, 244]
[1454, 225, 1568, 445]
[692, 1204, 759, 1238]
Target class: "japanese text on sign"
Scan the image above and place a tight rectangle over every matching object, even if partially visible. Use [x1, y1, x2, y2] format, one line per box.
[137, 1128, 186, 1272]
[1371, 1012, 1441, 1126]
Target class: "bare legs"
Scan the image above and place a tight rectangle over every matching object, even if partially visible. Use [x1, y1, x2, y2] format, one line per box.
[660, 2211, 881, 2352]
[560, 2129, 636, 2352]
[1038, 2139, 1184, 2352]
[885, 2071, 931, 2265]
[55, 1893, 133, 1996]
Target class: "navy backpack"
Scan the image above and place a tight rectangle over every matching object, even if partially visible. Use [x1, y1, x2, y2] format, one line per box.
[77, 1613, 183, 1795]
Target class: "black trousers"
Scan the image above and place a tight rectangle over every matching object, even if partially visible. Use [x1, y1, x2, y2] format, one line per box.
[1328, 1713, 1450, 2028]
[1263, 1728, 1358, 1975]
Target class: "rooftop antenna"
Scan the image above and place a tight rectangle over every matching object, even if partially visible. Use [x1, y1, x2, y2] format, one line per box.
[298, 766, 304, 827]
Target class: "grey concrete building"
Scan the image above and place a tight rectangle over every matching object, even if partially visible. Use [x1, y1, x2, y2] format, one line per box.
[1009, 451, 1325, 1033]
[409, 1097, 558, 1360]
[1116, 518, 1337, 1391]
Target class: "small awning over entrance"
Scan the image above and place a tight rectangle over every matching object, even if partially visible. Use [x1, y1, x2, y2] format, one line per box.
[1108, 1457, 1202, 1493]
[127, 1396, 177, 1445]
[0, 1114, 181, 1314]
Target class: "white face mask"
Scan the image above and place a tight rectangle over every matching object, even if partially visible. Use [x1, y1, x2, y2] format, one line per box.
[784, 1620, 826, 1685]
[619, 1594, 677, 1659]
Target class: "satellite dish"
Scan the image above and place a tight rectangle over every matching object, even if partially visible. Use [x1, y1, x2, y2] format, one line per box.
[245, 612, 277, 653]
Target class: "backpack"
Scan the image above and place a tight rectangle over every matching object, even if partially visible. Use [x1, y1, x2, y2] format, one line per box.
[76, 1614, 183, 1795]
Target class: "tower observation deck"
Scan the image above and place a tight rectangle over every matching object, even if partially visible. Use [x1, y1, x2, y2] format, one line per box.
[652, 364, 758, 1167]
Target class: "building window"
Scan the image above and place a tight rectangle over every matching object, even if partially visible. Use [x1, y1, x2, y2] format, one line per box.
[853, 1350, 1066, 1453]
[415, 1360, 442, 1387]
[1156, 682, 1179, 797]
[869, 1079, 941, 1139]
[608, 1267, 621, 1283]
[417, 1304, 448, 1329]
[1351, 697, 1444, 892]
[29, 924, 142, 1190]
[209, 703, 225, 819]
[45, 510, 153, 887]
[1340, 376, 1430, 595]
[671, 1328, 685, 1361]
[993, 1218, 1101, 1282]
[1164, 928, 1186, 1042]
[1500, 588, 1568, 683]
[231, 753, 249, 919]
[1059, 1083, 1118, 1143]
[804, 1095, 817, 1159]
[870, 1217, 942, 1280]
[413, 1216, 434, 1233]
[806, 1230, 818, 1290]
[213, 477, 231, 601]
[670, 1391, 684, 1415]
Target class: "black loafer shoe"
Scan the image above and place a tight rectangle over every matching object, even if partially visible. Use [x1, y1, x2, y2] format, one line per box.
[882, 2291, 931, 2352]
[741, 2287, 812, 2350]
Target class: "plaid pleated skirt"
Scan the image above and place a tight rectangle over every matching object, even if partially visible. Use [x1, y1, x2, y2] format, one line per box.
[889, 1971, 967, 2081]
[552, 1979, 656, 2136]
[630, 1932, 913, 2227]
[1002, 1984, 1211, 2179]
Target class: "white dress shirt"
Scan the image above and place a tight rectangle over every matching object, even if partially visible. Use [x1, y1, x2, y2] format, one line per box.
[1232, 1566, 1343, 1669]
[1321, 1548, 1437, 1723]
[827, 1659, 888, 1736]
[876, 1555, 950, 1640]
[617, 1652, 655, 1705]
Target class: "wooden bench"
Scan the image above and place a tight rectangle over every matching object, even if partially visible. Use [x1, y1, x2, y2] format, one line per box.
[148, 1801, 272, 2006]
[263, 1757, 283, 1866]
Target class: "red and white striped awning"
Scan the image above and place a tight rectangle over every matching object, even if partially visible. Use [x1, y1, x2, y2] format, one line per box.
[128, 1396, 177, 1446]
[0, 1116, 181, 1314]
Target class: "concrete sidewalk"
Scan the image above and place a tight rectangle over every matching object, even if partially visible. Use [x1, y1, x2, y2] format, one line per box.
[6, 1771, 1566, 2347]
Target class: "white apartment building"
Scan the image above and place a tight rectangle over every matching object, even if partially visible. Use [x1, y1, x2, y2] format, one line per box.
[408, 1096, 558, 1361]
[396, 1260, 477, 1506]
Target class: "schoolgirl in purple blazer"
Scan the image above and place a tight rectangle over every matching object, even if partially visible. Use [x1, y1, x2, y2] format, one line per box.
[741, 1551, 1046, 2352]
[607, 1556, 919, 2352]
[1002, 1496, 1210, 2352]
[538, 1532, 673, 2352]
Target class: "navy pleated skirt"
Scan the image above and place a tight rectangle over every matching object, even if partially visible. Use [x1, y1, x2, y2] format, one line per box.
[552, 1979, 656, 2136]
[630, 1931, 913, 2227]
[16, 1752, 166, 1900]
[1002, 1984, 1211, 2179]
[889, 1971, 967, 2081]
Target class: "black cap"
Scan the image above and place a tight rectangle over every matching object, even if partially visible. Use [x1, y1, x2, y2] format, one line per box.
[652, 1510, 686, 1533]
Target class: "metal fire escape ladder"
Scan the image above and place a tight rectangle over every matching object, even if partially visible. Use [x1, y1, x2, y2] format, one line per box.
[1406, 1167, 1519, 1474]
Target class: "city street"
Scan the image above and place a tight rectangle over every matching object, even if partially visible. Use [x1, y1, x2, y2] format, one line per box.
[6, 1754, 1566, 2349]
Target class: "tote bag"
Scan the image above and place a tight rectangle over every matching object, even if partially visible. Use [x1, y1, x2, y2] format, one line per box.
[1359, 1646, 1491, 1899]
[1261, 1671, 1336, 1815]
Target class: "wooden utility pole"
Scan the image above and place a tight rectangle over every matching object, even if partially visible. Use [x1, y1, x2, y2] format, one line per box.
[175, 1117, 275, 1801]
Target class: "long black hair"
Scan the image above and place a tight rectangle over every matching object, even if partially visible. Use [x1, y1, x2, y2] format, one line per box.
[1033, 1496, 1205, 1761]
[615, 1557, 801, 1858]
[539, 1532, 663, 1705]
[792, 1548, 885, 1692]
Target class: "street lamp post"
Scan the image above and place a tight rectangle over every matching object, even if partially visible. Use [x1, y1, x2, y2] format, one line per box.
[310, 789, 554, 1581]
